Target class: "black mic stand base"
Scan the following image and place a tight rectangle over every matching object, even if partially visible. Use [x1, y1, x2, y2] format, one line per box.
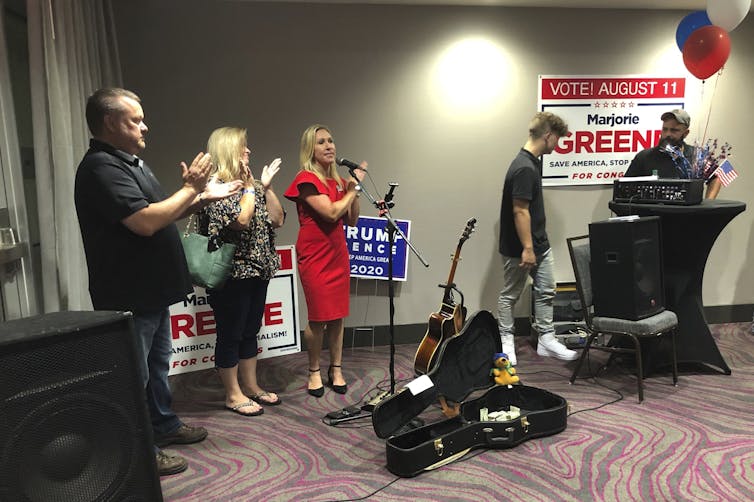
[322, 387, 390, 426]
[323, 405, 370, 425]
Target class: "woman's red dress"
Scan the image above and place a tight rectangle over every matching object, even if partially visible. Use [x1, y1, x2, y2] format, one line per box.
[284, 171, 350, 321]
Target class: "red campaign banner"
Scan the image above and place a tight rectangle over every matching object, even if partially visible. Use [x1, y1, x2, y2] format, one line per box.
[541, 77, 685, 100]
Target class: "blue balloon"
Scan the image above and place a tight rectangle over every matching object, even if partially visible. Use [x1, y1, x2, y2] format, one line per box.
[676, 11, 712, 51]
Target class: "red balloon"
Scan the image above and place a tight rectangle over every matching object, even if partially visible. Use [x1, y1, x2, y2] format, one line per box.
[682, 26, 731, 80]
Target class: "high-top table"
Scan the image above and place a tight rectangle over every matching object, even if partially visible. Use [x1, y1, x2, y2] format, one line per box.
[608, 199, 746, 375]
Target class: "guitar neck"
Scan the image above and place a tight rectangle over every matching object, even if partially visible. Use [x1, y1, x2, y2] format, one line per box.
[441, 245, 463, 305]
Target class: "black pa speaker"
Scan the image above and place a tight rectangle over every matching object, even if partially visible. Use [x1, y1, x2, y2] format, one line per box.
[0, 311, 163, 502]
[588, 216, 664, 320]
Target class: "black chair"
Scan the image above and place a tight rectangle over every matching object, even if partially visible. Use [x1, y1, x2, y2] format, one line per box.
[566, 235, 679, 402]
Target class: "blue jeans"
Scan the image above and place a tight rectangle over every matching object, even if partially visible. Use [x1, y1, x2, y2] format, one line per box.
[497, 248, 556, 338]
[132, 309, 182, 437]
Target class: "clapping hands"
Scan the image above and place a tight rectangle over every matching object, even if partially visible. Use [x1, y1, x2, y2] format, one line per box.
[353, 161, 368, 183]
[260, 158, 282, 189]
[205, 177, 243, 201]
[181, 152, 213, 193]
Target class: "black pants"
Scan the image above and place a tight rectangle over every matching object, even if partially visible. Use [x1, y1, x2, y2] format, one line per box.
[208, 277, 270, 368]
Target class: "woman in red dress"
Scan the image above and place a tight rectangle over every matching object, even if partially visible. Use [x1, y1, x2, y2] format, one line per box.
[284, 125, 366, 397]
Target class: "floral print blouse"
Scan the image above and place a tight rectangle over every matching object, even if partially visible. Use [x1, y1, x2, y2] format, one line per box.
[198, 179, 280, 281]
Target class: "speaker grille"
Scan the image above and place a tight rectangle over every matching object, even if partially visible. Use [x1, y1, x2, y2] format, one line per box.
[633, 237, 660, 308]
[0, 311, 162, 502]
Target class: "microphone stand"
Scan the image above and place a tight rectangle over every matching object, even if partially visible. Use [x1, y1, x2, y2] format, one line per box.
[351, 168, 429, 395]
[324, 167, 429, 426]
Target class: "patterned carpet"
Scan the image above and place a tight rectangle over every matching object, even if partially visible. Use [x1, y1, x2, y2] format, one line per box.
[162, 322, 754, 501]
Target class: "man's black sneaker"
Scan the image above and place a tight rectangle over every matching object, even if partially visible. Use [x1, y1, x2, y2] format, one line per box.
[154, 424, 208, 448]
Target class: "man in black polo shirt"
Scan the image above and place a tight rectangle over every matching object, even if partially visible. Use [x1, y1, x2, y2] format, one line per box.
[75, 88, 241, 475]
[624, 109, 721, 199]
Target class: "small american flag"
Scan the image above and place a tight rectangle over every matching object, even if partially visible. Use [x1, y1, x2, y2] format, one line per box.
[713, 159, 738, 187]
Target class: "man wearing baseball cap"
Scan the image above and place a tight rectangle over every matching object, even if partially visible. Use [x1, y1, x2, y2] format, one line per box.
[624, 108, 721, 199]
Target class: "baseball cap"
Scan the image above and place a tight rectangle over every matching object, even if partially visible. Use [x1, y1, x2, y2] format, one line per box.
[661, 109, 690, 127]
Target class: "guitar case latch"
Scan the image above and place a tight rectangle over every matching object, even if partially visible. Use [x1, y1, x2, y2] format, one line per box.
[433, 438, 444, 456]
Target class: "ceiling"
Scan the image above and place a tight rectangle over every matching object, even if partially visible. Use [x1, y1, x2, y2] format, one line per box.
[7, 0, 748, 20]
[4, 0, 739, 16]
[250, 0, 713, 10]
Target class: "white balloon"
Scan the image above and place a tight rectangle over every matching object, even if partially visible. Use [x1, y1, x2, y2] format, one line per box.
[707, 0, 751, 31]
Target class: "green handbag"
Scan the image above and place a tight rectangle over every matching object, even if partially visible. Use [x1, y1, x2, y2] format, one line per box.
[181, 215, 236, 289]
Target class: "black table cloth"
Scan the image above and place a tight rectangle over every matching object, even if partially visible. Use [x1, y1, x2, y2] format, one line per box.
[607, 199, 745, 375]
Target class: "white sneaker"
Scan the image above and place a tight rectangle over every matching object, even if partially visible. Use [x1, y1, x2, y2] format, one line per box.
[537, 334, 578, 361]
[501, 335, 517, 366]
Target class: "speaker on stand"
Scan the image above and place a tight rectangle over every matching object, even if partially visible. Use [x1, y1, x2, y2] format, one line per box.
[0, 311, 163, 502]
[588, 216, 664, 320]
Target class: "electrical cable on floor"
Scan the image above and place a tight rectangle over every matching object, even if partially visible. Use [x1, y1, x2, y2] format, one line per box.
[329, 448, 490, 501]
[570, 346, 626, 412]
[326, 476, 401, 502]
[519, 350, 625, 415]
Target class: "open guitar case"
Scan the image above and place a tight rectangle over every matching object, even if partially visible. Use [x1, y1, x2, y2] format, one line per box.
[371, 310, 568, 477]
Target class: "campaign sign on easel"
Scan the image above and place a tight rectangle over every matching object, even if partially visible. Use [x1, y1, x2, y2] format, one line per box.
[346, 216, 411, 281]
[168, 245, 300, 375]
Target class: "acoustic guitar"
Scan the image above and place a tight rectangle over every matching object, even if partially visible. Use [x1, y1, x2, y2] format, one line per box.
[413, 218, 477, 375]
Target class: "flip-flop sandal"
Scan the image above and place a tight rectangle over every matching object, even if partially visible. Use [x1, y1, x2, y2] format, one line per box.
[250, 391, 282, 406]
[225, 400, 264, 416]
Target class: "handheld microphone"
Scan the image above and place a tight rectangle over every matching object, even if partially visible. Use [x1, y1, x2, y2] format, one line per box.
[335, 157, 362, 171]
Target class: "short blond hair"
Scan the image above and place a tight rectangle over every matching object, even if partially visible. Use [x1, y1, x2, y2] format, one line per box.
[529, 112, 569, 139]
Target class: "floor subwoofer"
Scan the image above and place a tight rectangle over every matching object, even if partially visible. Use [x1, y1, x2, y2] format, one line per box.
[0, 311, 162, 502]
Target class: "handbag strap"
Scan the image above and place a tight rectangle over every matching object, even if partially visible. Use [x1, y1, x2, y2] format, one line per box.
[183, 214, 197, 237]
[185, 211, 227, 251]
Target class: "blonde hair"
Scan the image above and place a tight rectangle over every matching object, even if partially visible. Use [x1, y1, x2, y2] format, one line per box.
[207, 127, 248, 183]
[528, 112, 569, 139]
[299, 124, 342, 188]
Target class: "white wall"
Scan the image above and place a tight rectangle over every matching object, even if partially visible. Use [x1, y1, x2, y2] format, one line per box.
[111, 0, 754, 327]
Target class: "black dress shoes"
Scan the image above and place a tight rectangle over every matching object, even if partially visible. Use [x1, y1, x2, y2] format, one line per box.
[308, 368, 324, 397]
[328, 364, 348, 395]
